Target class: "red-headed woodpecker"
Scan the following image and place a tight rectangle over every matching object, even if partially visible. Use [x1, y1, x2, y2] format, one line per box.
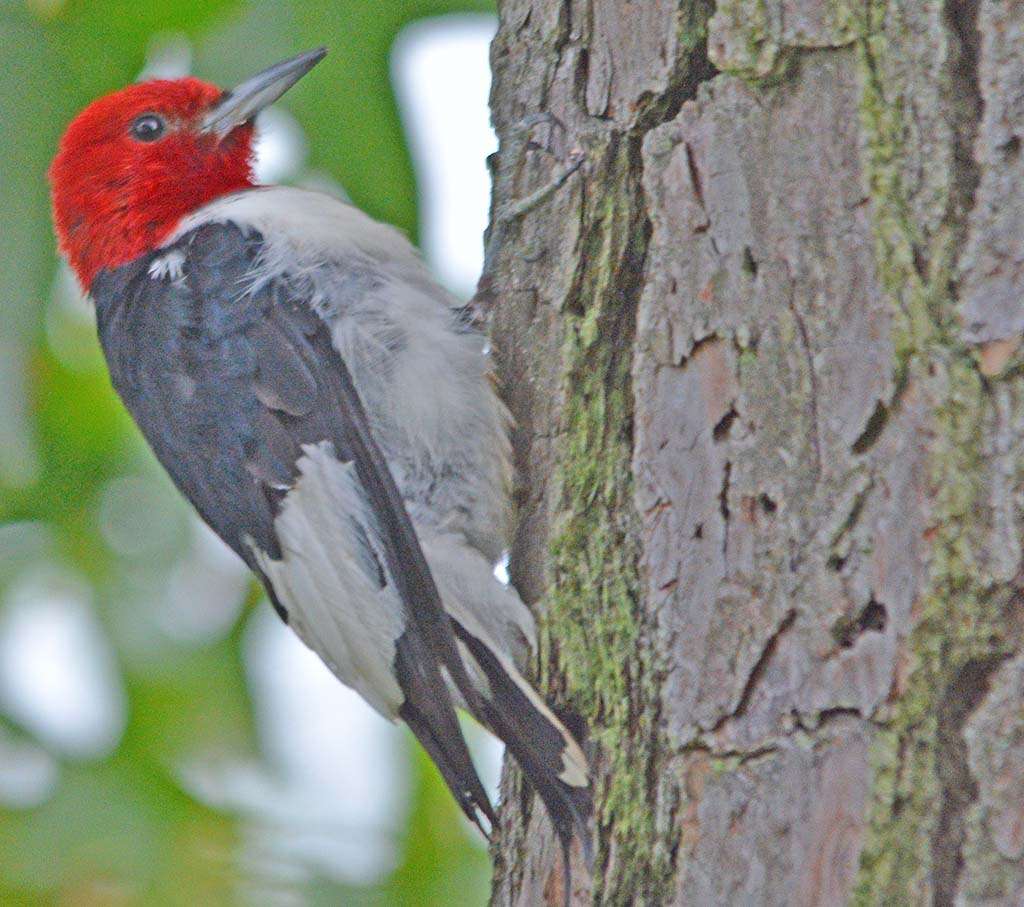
[49, 49, 591, 872]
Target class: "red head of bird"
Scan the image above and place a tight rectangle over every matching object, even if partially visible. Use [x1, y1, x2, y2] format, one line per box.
[49, 49, 326, 289]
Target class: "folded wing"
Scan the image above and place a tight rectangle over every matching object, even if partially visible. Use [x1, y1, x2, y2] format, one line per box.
[94, 221, 496, 832]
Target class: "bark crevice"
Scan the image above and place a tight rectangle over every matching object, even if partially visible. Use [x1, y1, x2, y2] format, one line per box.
[931, 653, 1009, 906]
[711, 609, 797, 733]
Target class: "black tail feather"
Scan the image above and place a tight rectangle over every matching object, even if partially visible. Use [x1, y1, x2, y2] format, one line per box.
[451, 620, 593, 885]
[394, 630, 498, 837]
[399, 697, 498, 836]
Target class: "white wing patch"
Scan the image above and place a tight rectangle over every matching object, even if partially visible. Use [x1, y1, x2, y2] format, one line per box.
[252, 442, 405, 718]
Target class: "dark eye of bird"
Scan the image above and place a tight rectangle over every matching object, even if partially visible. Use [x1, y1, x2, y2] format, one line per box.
[130, 114, 166, 142]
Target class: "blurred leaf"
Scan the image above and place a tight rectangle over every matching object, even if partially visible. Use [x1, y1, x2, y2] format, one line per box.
[0, 755, 237, 902]
[384, 739, 491, 905]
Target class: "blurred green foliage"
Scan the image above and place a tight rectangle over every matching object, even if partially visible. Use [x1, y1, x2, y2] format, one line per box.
[0, 0, 496, 903]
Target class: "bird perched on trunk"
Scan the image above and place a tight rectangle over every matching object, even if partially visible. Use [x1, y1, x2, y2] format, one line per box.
[49, 48, 590, 871]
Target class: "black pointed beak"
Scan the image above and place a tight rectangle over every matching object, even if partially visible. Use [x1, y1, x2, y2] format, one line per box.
[202, 47, 326, 139]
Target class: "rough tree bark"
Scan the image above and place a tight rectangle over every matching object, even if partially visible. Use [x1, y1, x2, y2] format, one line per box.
[480, 1, 1024, 904]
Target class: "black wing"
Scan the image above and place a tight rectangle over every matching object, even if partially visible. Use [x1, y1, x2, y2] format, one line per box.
[92, 221, 496, 830]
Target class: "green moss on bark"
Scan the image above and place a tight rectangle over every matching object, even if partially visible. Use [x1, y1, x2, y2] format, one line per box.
[852, 2, 1011, 902]
[854, 362, 1000, 903]
[709, 0, 779, 77]
[708, 0, 860, 79]
[524, 6, 720, 900]
[541, 136, 671, 905]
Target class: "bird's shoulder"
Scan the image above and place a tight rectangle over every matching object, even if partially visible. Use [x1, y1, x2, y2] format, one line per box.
[163, 186, 465, 334]
[169, 185, 425, 274]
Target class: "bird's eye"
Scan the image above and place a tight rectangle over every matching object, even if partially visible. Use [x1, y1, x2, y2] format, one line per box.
[130, 114, 166, 142]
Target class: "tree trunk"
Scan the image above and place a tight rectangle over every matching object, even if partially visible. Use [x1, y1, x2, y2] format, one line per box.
[482, 0, 1024, 904]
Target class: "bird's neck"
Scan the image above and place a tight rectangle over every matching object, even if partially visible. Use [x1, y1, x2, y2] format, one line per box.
[64, 168, 255, 291]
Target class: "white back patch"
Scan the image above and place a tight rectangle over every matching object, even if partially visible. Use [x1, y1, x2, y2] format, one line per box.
[148, 249, 186, 282]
